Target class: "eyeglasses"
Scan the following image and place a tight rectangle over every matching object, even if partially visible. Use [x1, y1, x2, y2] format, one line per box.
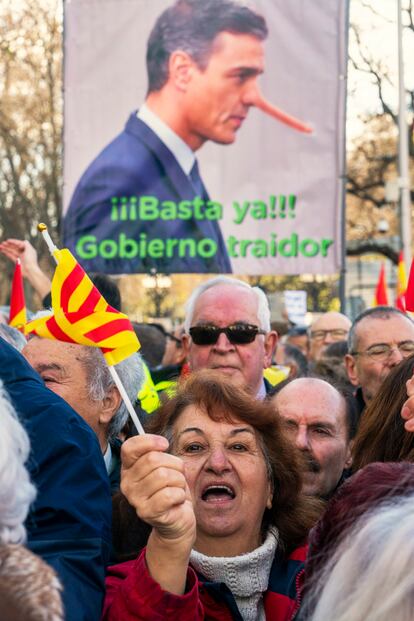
[351, 341, 414, 362]
[189, 323, 266, 346]
[310, 329, 348, 342]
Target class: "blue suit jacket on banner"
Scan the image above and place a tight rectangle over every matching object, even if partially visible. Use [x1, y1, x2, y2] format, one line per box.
[0, 337, 112, 621]
[63, 112, 232, 274]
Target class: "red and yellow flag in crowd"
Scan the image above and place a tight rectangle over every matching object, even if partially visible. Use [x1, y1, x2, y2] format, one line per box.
[9, 259, 27, 331]
[374, 263, 389, 306]
[25, 249, 140, 365]
[405, 258, 414, 312]
[395, 251, 408, 312]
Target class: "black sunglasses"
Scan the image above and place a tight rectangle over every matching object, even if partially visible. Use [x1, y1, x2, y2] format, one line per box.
[189, 323, 266, 345]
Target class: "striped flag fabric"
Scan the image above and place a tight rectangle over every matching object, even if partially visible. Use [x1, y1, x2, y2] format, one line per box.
[395, 251, 408, 312]
[405, 259, 414, 312]
[25, 249, 139, 365]
[9, 259, 27, 331]
[373, 263, 389, 306]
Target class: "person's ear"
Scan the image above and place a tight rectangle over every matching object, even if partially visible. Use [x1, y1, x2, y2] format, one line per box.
[263, 331, 278, 368]
[168, 50, 196, 91]
[99, 385, 122, 426]
[174, 343, 187, 366]
[345, 353, 359, 387]
[344, 440, 353, 470]
[182, 333, 192, 365]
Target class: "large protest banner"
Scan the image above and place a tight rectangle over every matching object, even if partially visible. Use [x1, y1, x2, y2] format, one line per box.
[63, 0, 348, 275]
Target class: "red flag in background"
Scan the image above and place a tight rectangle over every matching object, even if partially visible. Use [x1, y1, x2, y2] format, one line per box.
[396, 251, 408, 312]
[405, 259, 414, 311]
[9, 259, 27, 332]
[374, 263, 389, 306]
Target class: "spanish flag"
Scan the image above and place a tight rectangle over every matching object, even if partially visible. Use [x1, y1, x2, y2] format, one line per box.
[374, 263, 389, 306]
[395, 251, 408, 312]
[9, 259, 27, 331]
[25, 249, 139, 365]
[405, 259, 414, 312]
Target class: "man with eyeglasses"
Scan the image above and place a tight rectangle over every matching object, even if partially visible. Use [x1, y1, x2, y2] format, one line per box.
[308, 311, 352, 362]
[182, 277, 277, 397]
[345, 306, 414, 415]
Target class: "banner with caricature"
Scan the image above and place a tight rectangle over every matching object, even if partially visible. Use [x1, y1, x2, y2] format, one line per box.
[63, 0, 348, 275]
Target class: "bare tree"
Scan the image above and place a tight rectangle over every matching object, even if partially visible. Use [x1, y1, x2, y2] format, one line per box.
[0, 0, 62, 305]
[347, 1, 414, 264]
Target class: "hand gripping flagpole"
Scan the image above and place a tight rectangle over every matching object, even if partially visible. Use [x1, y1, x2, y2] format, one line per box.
[37, 224, 145, 435]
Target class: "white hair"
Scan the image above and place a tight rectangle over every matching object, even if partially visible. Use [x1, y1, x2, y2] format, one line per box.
[184, 276, 271, 332]
[0, 324, 27, 352]
[81, 349, 145, 440]
[26, 329, 145, 441]
[305, 492, 414, 621]
[0, 381, 36, 544]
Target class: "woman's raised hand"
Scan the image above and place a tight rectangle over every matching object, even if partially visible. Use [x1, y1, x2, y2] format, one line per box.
[121, 434, 196, 547]
[121, 434, 196, 594]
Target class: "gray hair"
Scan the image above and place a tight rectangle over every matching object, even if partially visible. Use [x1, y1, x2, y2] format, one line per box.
[0, 324, 27, 352]
[348, 306, 413, 353]
[305, 492, 414, 621]
[0, 380, 36, 544]
[184, 276, 271, 332]
[81, 349, 145, 441]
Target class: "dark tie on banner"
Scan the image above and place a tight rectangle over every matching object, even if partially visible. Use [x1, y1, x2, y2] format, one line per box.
[189, 160, 206, 199]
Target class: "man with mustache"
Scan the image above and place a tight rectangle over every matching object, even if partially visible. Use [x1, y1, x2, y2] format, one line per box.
[271, 378, 356, 499]
[63, 0, 271, 274]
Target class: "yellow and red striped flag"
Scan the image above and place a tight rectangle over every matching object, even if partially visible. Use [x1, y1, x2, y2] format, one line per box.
[9, 259, 27, 331]
[373, 263, 389, 306]
[405, 259, 414, 312]
[25, 249, 139, 365]
[396, 251, 408, 312]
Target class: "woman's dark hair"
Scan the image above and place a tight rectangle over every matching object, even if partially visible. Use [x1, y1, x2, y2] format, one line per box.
[113, 371, 320, 562]
[352, 354, 414, 471]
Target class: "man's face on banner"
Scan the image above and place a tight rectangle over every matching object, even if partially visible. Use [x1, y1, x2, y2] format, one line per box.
[184, 32, 265, 149]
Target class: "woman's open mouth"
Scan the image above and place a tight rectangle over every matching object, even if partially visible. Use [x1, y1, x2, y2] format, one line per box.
[201, 484, 236, 503]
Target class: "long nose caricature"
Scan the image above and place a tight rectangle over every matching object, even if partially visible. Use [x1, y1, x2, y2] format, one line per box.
[253, 88, 313, 134]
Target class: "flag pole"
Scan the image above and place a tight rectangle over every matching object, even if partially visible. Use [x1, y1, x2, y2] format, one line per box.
[397, 0, 412, 267]
[107, 365, 145, 434]
[37, 224, 145, 435]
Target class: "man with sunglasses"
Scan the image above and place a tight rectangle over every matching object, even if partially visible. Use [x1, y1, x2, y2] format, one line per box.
[182, 277, 277, 397]
[345, 306, 414, 416]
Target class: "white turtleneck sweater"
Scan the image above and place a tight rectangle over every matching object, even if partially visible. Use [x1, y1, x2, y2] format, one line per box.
[190, 528, 279, 621]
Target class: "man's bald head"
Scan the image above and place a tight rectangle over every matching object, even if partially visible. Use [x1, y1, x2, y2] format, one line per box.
[272, 377, 353, 498]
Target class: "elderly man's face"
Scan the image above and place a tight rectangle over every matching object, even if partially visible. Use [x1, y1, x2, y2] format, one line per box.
[273, 378, 352, 499]
[346, 315, 414, 403]
[22, 338, 104, 438]
[309, 312, 351, 361]
[181, 32, 265, 149]
[183, 285, 277, 396]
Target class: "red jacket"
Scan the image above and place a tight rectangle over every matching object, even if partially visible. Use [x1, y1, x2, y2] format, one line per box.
[102, 545, 307, 621]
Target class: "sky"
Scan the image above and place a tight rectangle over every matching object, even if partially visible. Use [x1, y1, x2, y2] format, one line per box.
[348, 0, 414, 139]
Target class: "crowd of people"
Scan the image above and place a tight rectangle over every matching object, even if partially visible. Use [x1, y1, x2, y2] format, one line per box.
[2, 238, 414, 620]
[2, 1, 414, 619]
